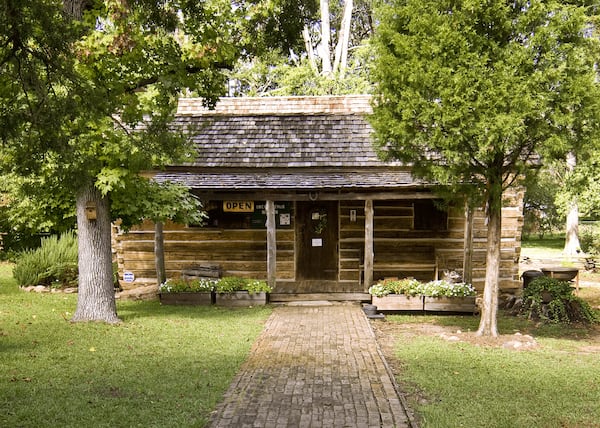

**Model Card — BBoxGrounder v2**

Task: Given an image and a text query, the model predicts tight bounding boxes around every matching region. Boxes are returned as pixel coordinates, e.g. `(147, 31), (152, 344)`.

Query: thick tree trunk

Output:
(563, 152), (581, 255)
(72, 182), (120, 323)
(320, 0), (332, 75)
(476, 187), (502, 337)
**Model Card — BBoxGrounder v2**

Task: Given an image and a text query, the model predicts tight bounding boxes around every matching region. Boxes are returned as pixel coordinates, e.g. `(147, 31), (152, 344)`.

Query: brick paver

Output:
(208, 304), (414, 428)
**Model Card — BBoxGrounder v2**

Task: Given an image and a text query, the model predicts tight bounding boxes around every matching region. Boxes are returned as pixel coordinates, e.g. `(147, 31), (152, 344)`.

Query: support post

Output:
(364, 199), (374, 290)
(463, 203), (474, 285)
(266, 200), (277, 290)
(155, 221), (166, 286)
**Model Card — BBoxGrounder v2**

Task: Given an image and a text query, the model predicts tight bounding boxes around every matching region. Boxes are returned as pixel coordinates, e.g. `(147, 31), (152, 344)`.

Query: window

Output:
(413, 200), (448, 231)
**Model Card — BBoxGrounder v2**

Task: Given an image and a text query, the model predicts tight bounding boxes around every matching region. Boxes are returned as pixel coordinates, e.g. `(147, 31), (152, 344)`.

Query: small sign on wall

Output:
(223, 201), (255, 212)
(123, 272), (135, 283)
(312, 238), (323, 247)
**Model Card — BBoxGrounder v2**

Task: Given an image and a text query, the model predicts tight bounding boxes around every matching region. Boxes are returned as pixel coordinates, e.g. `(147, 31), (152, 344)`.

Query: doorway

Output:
(296, 201), (339, 283)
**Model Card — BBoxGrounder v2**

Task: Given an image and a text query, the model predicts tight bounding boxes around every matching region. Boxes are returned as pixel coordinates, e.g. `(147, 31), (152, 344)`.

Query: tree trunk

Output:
(564, 152), (581, 255)
(333, 0), (353, 76)
(155, 221), (166, 287)
(303, 26), (318, 73)
(476, 185), (502, 337)
(320, 0), (332, 75)
(71, 182), (120, 323)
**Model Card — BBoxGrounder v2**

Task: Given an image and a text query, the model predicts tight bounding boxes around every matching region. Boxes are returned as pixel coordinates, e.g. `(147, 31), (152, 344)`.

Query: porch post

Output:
(364, 199), (374, 290)
(463, 202), (474, 284)
(266, 200), (277, 290)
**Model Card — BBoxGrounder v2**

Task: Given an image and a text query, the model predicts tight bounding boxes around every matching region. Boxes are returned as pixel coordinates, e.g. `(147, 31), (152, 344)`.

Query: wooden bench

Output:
(182, 264), (221, 280)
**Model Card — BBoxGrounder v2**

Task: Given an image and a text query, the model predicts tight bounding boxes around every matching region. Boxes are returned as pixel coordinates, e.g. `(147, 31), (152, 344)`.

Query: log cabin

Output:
(113, 95), (524, 302)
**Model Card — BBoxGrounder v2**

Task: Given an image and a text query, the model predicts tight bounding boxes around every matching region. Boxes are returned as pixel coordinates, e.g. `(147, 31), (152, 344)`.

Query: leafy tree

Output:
(370, 0), (600, 336)
(0, 0), (251, 322)
(229, 0), (375, 96)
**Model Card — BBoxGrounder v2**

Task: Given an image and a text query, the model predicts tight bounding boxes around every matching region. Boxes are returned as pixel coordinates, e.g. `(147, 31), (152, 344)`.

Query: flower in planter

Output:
(417, 280), (476, 297)
(159, 278), (216, 293)
(214, 276), (273, 294)
(368, 278), (421, 297)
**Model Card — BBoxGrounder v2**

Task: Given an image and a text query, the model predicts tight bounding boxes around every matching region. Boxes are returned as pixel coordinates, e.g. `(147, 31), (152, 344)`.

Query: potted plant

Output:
(158, 278), (216, 305)
(214, 276), (272, 307)
(420, 280), (477, 312)
(369, 278), (424, 311)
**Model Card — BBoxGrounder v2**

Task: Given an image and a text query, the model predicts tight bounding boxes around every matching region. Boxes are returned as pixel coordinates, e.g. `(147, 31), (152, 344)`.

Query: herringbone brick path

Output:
(208, 304), (414, 428)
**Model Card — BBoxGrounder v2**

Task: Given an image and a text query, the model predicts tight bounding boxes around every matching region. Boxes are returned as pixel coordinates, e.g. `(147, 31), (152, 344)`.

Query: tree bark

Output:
(564, 152), (581, 255)
(71, 182), (120, 323)
(303, 26), (318, 73)
(476, 185), (502, 337)
(333, 0), (353, 76)
(155, 221), (166, 287)
(320, 0), (332, 75)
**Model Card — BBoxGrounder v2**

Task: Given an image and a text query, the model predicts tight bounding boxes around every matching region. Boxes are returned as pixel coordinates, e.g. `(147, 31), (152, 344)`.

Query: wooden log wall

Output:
(115, 189), (523, 294)
(114, 220), (295, 289)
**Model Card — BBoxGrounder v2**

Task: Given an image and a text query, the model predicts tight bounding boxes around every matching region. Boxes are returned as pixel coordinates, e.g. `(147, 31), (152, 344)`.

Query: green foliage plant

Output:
(12, 232), (78, 288)
(368, 278), (421, 297)
(158, 277), (216, 293)
(215, 276), (272, 294)
(369, 278), (475, 298)
(520, 277), (599, 324)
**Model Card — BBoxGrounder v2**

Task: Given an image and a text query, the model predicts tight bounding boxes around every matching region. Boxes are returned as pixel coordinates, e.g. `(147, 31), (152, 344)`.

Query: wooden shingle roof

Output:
(154, 95), (423, 191)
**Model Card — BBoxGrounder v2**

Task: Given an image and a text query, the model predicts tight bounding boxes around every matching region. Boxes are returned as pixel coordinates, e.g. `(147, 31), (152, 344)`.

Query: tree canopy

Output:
(0, 0), (267, 322)
(370, 0), (600, 336)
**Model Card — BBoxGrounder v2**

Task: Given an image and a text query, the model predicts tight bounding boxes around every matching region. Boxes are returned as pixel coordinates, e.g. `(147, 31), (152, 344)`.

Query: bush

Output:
(580, 223), (600, 256)
(519, 277), (599, 324)
(12, 232), (78, 288)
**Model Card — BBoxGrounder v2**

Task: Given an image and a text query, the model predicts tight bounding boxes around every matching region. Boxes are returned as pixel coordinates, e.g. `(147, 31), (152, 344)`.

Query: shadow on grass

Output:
(386, 311), (600, 341)
(116, 299), (273, 323)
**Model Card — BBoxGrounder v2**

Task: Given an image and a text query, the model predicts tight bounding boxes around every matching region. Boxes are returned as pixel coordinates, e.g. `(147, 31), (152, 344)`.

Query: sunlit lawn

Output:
(0, 263), (271, 427)
(387, 235), (600, 427)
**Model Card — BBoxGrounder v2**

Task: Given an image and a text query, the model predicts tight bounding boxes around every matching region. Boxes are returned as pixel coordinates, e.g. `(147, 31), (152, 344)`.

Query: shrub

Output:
(519, 277), (599, 324)
(580, 223), (600, 256)
(12, 231), (78, 288)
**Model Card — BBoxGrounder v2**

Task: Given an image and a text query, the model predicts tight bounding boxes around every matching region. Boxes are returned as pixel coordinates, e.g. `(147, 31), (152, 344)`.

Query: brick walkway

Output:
(207, 304), (415, 428)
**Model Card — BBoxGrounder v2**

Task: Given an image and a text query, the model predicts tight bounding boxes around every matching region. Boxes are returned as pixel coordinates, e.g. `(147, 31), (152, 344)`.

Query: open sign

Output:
(223, 201), (254, 212)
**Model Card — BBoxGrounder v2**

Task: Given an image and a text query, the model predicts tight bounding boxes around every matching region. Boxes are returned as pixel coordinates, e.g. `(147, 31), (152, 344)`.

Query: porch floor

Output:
(269, 292), (371, 303)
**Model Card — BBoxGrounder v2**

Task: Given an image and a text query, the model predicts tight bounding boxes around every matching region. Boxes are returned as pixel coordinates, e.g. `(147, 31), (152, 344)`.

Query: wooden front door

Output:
(296, 201), (339, 281)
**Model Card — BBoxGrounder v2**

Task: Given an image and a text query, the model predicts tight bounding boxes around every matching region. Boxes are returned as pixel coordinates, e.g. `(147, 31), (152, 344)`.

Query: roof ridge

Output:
(177, 95), (373, 116)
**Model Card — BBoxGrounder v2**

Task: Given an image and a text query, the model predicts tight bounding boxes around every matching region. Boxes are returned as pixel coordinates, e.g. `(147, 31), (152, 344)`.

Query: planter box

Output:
(159, 292), (214, 306)
(215, 291), (268, 307)
(423, 296), (477, 313)
(372, 294), (424, 311)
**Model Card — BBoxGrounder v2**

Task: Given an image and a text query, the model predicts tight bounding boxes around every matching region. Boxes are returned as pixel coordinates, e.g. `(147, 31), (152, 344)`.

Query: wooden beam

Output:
(266, 200), (277, 290)
(463, 202), (474, 284)
(191, 190), (438, 202)
(364, 199), (374, 290)
(154, 221), (166, 287)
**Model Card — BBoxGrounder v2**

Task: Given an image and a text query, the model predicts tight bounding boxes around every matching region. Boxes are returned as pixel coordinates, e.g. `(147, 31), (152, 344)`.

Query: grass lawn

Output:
(0, 263), (271, 427)
(381, 313), (600, 427)
(376, 235), (600, 428)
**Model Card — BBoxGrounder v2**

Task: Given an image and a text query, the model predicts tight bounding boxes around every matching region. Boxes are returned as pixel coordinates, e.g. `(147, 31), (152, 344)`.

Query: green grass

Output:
(521, 235), (565, 259)
(0, 263), (271, 427)
(387, 314), (600, 428)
